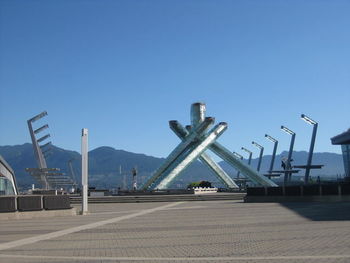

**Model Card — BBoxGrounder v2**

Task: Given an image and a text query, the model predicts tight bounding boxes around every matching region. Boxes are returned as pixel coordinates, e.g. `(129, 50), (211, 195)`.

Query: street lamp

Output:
(241, 147), (253, 165)
(233, 152), (243, 179)
(281, 125), (296, 184)
(301, 114), (318, 184)
(265, 134), (278, 179)
(252, 141), (264, 172)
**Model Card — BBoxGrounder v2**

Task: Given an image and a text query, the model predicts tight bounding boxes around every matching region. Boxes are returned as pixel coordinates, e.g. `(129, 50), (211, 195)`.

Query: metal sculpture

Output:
(143, 103), (277, 190)
(27, 112), (70, 189)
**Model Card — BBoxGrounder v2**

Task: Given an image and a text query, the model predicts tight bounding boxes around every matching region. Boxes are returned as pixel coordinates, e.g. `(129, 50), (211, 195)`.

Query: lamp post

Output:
(281, 126), (296, 184)
(252, 141), (264, 172)
(233, 152), (243, 178)
(241, 147), (252, 165)
(301, 114), (318, 184)
(265, 134), (278, 179)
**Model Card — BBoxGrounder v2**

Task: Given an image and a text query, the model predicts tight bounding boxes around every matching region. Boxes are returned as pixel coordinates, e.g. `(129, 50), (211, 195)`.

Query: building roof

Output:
(0, 155), (14, 175)
(331, 128), (350, 145)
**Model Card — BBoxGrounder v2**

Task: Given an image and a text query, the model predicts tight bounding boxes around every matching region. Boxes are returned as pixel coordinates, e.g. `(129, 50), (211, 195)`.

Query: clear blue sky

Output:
(1, 0), (349, 159)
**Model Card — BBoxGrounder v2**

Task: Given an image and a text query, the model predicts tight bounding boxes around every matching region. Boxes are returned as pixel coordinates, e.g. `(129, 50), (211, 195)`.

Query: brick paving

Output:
(0, 200), (350, 262)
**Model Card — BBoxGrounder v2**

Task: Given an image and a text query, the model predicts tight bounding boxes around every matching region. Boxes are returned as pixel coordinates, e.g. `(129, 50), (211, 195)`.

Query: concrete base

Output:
(244, 195), (350, 203)
(79, 210), (90, 215)
(0, 207), (77, 220)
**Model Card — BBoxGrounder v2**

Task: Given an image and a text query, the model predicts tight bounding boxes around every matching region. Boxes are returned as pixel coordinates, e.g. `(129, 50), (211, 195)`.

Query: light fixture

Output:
(252, 141), (263, 149)
(301, 114), (317, 125)
(265, 134), (277, 143)
(281, 125), (295, 135)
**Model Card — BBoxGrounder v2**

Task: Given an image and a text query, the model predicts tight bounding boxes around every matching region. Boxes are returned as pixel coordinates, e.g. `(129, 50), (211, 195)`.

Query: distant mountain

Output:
(0, 143), (80, 189)
(0, 143), (215, 190)
(0, 144), (345, 191)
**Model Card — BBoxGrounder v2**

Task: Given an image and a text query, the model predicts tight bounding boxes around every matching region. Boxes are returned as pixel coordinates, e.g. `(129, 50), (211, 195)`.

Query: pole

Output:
(257, 148), (264, 172)
(305, 123), (317, 184)
(269, 141), (278, 178)
(81, 128), (88, 215)
(284, 133), (295, 184)
(248, 153), (252, 165)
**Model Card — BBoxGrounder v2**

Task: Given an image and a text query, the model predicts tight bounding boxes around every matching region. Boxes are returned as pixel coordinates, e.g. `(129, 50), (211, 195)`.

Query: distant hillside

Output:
(0, 144), (215, 190)
(0, 144), (345, 191)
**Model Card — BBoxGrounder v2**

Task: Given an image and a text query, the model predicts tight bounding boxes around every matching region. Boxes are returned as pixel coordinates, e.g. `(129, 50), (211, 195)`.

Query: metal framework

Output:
(0, 155), (18, 195)
(169, 121), (238, 189)
(142, 103), (277, 190)
(27, 112), (69, 189)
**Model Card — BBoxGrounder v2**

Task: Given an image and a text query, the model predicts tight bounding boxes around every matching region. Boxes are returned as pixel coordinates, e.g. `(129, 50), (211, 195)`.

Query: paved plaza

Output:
(0, 200), (350, 262)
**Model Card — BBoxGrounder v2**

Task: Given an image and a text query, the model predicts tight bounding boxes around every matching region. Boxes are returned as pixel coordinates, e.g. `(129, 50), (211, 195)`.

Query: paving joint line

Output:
(0, 202), (184, 251)
(1, 253), (350, 261)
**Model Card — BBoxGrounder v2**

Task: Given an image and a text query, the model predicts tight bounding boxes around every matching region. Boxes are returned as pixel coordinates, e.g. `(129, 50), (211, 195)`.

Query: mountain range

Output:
(0, 143), (345, 191)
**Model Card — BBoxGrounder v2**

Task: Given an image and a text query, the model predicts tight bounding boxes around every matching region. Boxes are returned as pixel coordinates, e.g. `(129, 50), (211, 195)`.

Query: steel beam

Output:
(210, 142), (277, 187)
(28, 111), (48, 123)
(154, 122), (228, 189)
(37, 134), (51, 143)
(190, 102), (276, 186)
(169, 121), (238, 188)
(34, 124), (49, 134)
(142, 117), (214, 189)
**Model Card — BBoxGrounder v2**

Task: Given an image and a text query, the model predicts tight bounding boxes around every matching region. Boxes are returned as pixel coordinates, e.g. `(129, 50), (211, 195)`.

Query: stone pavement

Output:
(0, 200), (350, 262)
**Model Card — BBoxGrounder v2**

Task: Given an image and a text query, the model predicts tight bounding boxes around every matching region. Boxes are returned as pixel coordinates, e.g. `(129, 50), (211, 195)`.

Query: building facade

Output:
(0, 155), (18, 195)
(331, 129), (350, 179)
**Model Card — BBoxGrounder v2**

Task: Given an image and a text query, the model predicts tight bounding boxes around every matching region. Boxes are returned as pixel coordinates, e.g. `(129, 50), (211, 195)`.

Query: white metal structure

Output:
(81, 128), (89, 214)
(0, 155), (18, 195)
(143, 103), (277, 190)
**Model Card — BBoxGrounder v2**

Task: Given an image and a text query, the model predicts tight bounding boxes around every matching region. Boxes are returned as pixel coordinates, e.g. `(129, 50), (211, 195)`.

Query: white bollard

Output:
(81, 128), (88, 215)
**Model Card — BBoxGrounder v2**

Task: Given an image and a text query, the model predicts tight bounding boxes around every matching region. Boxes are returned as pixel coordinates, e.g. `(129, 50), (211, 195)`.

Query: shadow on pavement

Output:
(281, 202), (350, 221)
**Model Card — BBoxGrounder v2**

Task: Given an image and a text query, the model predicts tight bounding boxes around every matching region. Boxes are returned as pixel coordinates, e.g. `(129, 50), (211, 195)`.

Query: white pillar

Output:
(81, 128), (88, 215)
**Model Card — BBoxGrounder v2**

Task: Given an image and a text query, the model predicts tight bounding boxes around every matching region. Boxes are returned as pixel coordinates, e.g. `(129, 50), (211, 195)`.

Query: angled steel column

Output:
(169, 121), (238, 188)
(281, 126), (296, 184)
(265, 134), (278, 179)
(27, 112), (48, 169)
(154, 122), (228, 189)
(142, 117), (214, 190)
(189, 103), (238, 188)
(252, 141), (264, 172)
(210, 142), (277, 186)
(191, 102), (275, 186)
(301, 114), (318, 184)
(27, 112), (49, 189)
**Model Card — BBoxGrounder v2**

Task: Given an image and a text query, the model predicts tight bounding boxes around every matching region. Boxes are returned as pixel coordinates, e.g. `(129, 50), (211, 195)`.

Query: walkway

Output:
(1, 200), (350, 262)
